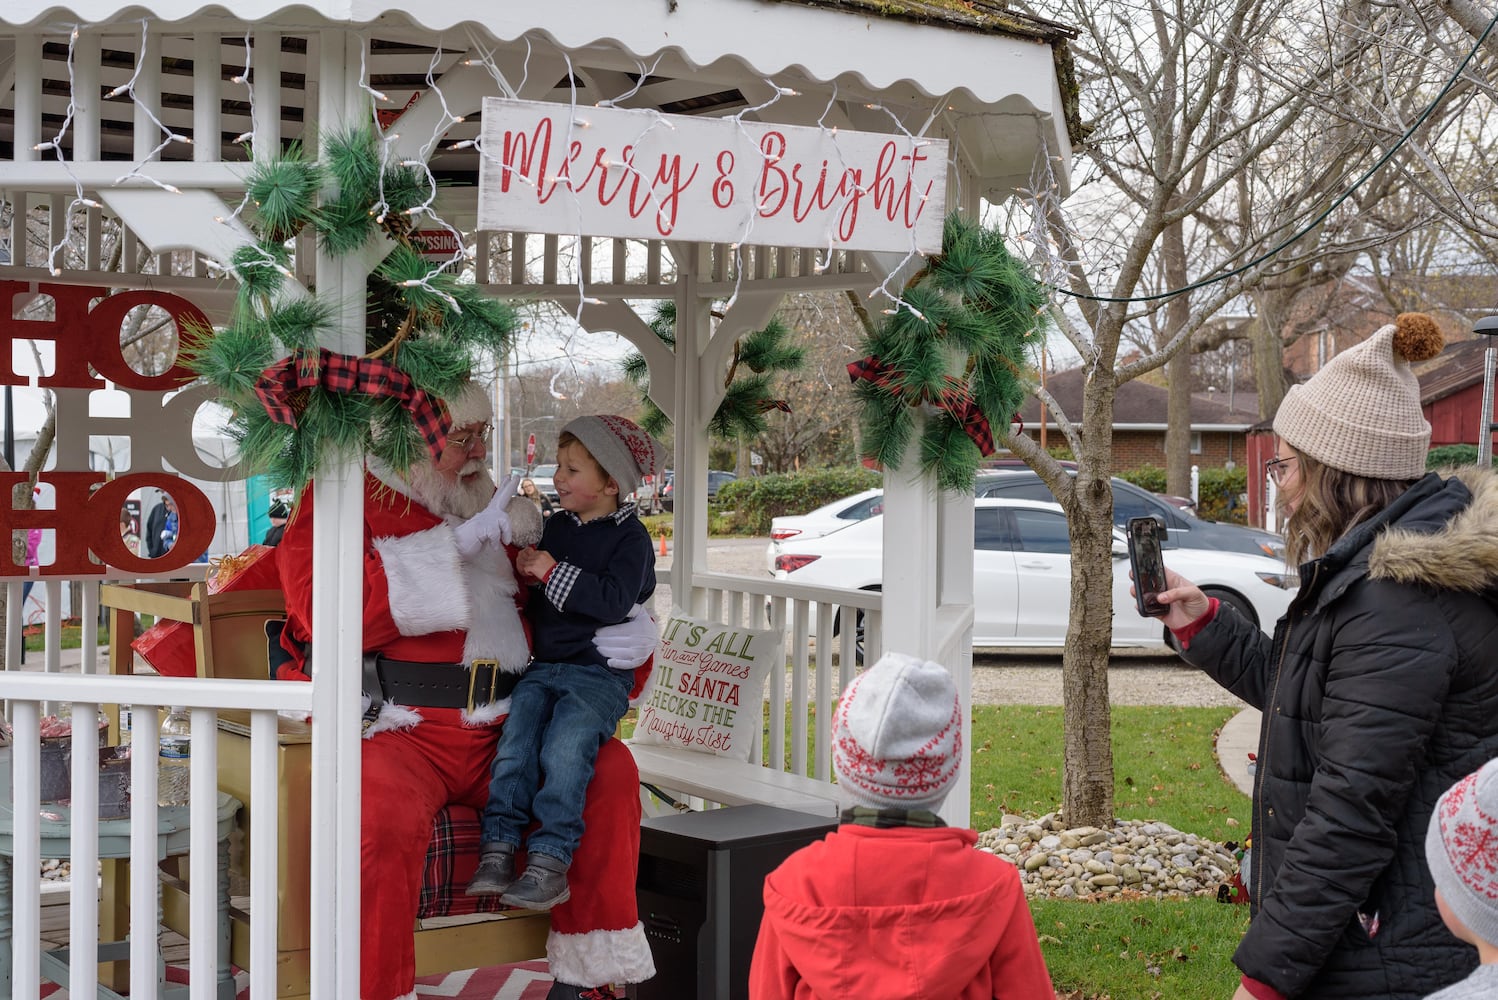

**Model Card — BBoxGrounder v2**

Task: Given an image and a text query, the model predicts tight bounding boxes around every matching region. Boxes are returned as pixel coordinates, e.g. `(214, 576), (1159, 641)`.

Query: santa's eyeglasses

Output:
(446, 422), (492, 452)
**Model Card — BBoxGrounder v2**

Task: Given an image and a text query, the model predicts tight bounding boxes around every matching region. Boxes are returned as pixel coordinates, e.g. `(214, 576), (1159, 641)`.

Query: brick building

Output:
(1014, 366), (1259, 473)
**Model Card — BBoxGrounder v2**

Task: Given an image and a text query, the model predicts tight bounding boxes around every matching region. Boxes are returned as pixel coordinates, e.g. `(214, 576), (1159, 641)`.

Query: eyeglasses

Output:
(1265, 455), (1298, 485)
(446, 421), (492, 453)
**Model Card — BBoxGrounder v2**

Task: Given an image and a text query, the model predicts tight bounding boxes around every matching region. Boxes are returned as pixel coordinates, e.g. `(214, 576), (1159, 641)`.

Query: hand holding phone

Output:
(1127, 516), (1168, 617)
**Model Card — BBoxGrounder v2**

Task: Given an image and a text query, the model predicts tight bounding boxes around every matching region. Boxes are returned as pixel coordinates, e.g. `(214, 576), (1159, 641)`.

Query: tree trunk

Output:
(1060, 373), (1118, 829)
(1163, 220), (1194, 497)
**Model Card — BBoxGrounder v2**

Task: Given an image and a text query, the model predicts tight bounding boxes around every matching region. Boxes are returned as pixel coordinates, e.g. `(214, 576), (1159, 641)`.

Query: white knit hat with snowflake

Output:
(832, 651), (962, 813)
(1427, 757), (1498, 947)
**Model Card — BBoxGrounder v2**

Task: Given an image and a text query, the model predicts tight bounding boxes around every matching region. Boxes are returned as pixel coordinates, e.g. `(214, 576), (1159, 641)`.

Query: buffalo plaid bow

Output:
(847, 355), (997, 456)
(255, 348), (452, 459)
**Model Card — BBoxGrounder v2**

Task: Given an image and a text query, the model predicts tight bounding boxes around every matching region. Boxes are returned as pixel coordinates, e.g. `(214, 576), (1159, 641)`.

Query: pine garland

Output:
(186, 125), (518, 488)
(622, 301), (805, 440)
(851, 214), (1047, 492)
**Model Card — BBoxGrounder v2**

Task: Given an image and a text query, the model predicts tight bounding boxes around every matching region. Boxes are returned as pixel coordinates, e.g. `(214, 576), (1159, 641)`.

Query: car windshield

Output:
(531, 464), (557, 477)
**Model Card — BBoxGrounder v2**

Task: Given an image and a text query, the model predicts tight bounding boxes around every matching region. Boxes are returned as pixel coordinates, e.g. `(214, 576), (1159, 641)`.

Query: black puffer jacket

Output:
(1178, 470), (1498, 999)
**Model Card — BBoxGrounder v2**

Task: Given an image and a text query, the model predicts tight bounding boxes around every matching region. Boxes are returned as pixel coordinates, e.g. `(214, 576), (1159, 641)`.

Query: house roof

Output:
(1416, 338), (1493, 404)
(1, 0), (1079, 200)
(1016, 366), (1261, 430)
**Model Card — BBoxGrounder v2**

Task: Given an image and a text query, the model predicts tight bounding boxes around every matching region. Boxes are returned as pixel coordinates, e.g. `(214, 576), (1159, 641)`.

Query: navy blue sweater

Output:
(528, 503), (655, 669)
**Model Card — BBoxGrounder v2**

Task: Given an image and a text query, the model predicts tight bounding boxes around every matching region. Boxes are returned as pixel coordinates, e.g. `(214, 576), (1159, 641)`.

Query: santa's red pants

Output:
(360, 708), (654, 999)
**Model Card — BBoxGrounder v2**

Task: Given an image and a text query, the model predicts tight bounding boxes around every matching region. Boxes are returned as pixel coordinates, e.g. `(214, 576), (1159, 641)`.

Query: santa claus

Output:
(274, 382), (657, 1000)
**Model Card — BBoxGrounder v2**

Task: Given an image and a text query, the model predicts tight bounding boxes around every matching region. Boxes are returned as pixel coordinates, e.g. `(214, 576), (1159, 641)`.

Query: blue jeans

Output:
(479, 659), (633, 866)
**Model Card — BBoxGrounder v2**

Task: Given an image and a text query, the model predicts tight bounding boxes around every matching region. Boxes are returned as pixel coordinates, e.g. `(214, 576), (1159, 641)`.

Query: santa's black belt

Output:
(368, 656), (519, 712)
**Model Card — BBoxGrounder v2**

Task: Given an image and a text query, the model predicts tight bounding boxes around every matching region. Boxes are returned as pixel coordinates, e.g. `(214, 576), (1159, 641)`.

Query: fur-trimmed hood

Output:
(1369, 467), (1498, 593)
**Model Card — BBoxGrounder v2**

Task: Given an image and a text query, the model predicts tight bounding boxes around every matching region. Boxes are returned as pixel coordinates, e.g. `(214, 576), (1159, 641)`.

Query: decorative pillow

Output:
(629, 611), (782, 762)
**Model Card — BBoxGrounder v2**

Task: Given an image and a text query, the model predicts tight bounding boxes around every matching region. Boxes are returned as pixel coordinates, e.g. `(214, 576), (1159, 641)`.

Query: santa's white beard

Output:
(405, 458), (494, 519)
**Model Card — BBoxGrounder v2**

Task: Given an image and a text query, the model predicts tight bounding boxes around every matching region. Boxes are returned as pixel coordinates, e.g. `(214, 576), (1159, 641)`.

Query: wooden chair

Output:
(100, 582), (550, 1000)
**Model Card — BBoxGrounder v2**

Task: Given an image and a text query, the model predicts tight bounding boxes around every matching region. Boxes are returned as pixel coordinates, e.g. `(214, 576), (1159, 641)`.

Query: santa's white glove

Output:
(593, 604), (659, 670)
(452, 474), (521, 558)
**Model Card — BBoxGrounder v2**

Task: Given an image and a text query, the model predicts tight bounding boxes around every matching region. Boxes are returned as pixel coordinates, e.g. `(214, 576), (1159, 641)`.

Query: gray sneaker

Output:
(499, 852), (571, 910)
(464, 844), (516, 896)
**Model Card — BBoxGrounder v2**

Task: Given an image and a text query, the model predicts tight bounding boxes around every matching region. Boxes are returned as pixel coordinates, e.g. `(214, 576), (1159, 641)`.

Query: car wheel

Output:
(833, 587), (881, 665)
(1201, 587), (1257, 629)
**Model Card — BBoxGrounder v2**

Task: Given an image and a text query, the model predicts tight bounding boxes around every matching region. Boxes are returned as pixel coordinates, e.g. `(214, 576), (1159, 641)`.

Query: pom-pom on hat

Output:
(832, 651), (962, 813)
(1273, 312), (1443, 479)
(560, 415), (666, 498)
(1426, 757), (1498, 947)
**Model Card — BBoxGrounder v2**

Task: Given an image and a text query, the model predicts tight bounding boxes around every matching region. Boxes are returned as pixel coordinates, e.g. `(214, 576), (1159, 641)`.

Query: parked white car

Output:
(763, 488), (885, 572)
(770, 498), (1298, 649)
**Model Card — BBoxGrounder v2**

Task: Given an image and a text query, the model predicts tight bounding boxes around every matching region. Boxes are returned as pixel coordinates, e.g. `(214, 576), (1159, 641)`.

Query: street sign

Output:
(409, 229), (464, 259)
(750, 451), (763, 467)
(526, 433), (536, 464)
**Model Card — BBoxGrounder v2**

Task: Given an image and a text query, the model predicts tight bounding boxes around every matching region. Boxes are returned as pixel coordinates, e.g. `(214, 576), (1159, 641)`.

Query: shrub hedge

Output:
(716, 466), (882, 534)
(1426, 444), (1496, 468)
(1116, 465), (1250, 525)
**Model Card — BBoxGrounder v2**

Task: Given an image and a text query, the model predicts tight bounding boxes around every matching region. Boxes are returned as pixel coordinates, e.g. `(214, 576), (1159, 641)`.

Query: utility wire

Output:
(1054, 11), (1498, 306)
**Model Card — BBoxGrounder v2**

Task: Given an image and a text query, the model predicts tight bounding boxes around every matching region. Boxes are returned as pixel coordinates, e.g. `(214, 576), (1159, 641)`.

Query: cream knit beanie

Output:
(832, 652), (962, 813)
(1272, 313), (1443, 479)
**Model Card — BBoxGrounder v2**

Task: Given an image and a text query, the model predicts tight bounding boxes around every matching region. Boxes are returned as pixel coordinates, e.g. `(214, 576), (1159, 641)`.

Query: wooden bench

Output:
(627, 742), (840, 818)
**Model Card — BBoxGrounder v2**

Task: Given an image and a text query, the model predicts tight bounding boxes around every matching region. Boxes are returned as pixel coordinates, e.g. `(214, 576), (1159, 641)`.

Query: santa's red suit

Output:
(275, 468), (656, 1000)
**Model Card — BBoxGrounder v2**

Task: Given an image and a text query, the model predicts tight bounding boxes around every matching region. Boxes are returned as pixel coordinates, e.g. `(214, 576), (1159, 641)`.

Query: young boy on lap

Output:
(466, 415), (664, 909)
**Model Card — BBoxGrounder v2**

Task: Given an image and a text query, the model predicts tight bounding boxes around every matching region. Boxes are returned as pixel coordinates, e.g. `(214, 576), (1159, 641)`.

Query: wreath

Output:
(849, 213), (1047, 491)
(187, 124), (518, 488)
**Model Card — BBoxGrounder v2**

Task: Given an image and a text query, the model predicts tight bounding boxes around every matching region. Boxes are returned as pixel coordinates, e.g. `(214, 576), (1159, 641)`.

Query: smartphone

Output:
(1126, 516), (1168, 617)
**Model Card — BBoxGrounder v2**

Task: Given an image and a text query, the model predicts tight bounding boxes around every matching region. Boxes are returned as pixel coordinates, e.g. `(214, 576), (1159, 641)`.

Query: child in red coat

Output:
(749, 652), (1055, 1000)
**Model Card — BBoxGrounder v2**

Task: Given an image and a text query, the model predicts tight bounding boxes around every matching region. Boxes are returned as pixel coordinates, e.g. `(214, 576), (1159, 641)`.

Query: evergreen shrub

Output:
(717, 466), (882, 534)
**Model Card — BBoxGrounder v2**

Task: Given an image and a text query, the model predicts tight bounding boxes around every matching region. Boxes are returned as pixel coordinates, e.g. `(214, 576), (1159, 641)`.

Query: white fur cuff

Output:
(360, 693), (423, 739)
(547, 922), (656, 988)
(372, 525), (472, 636)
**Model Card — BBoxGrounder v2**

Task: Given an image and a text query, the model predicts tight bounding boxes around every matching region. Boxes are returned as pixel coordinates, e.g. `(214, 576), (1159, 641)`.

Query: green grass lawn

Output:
(971, 705), (1250, 843)
(974, 705), (1251, 1000)
(1034, 895), (1250, 1000)
(22, 621), (110, 652)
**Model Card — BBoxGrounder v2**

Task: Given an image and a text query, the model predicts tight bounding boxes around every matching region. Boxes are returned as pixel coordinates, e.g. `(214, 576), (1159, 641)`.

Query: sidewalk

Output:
(1216, 706), (1260, 797)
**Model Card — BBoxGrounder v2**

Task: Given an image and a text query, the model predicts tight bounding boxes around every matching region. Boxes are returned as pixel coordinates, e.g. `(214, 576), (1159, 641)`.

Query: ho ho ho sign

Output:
(477, 97), (949, 255)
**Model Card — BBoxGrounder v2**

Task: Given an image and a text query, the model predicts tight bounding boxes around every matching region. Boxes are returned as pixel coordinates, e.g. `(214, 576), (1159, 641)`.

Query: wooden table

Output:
(0, 750), (240, 1000)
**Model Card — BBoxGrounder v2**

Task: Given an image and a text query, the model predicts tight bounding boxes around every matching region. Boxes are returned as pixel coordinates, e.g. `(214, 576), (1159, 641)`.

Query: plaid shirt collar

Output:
(840, 806), (947, 829)
(557, 501), (637, 527)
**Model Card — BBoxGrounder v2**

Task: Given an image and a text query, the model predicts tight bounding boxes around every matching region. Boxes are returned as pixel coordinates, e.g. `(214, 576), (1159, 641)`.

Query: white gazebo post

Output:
(306, 29), (373, 998)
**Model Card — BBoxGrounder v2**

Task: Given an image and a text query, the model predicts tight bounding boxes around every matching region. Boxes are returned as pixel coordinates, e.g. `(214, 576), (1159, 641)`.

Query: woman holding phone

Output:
(1152, 313), (1498, 1000)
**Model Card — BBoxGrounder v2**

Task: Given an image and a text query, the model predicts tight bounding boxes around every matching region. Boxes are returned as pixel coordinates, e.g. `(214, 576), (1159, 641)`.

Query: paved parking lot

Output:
(651, 535), (1246, 709)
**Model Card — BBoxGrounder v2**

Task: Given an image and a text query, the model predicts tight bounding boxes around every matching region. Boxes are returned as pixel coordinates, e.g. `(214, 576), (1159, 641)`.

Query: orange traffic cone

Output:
(658, 533), (669, 557)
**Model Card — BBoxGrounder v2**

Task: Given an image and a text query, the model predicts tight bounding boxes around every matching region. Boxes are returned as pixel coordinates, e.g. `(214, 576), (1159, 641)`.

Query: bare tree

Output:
(1003, 0), (1490, 825)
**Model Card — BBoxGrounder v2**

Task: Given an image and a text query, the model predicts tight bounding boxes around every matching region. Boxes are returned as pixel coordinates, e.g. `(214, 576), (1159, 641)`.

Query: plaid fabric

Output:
(418, 804), (517, 918)
(555, 503), (636, 527)
(255, 348), (453, 460)
(546, 560), (582, 609)
(840, 805), (948, 829)
(846, 354), (997, 456)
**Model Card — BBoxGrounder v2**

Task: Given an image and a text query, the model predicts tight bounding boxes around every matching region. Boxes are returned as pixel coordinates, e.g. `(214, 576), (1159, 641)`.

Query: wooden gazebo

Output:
(0, 2), (1076, 995)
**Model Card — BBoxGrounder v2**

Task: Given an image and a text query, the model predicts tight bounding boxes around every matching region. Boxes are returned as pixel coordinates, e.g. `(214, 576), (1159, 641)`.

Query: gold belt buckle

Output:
(467, 659), (500, 713)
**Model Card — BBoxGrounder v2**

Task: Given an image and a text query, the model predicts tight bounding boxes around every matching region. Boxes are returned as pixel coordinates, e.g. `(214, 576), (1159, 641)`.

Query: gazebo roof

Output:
(1, 0), (1078, 200)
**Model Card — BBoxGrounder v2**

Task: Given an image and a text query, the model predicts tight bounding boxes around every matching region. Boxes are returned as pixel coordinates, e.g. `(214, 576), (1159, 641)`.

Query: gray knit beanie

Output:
(832, 652), (962, 813)
(1272, 313), (1443, 479)
(560, 415), (666, 498)
(1426, 757), (1498, 947)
